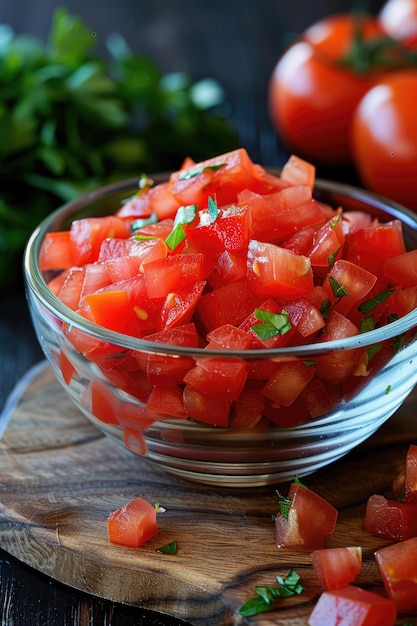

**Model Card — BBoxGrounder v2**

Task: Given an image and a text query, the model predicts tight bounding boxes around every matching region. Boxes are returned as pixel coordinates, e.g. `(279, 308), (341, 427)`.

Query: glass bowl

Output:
(24, 174), (417, 487)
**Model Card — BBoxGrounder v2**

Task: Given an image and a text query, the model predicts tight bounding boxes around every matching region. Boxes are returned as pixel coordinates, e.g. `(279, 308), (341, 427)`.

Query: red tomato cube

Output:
(363, 493), (417, 541)
(107, 497), (159, 547)
(307, 586), (397, 626)
(376, 537), (417, 612)
(311, 546), (362, 591)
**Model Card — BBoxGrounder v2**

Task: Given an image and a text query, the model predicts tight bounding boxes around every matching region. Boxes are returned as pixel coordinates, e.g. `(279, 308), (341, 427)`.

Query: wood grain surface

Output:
(0, 363), (416, 625)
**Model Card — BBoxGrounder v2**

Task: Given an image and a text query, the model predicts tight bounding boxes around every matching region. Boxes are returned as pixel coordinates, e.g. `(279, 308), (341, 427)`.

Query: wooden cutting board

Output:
(1, 363), (416, 625)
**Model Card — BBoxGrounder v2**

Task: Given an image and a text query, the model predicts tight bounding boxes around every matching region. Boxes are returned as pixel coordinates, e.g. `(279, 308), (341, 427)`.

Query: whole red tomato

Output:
(350, 70), (417, 210)
(268, 14), (385, 165)
(379, 0), (417, 47)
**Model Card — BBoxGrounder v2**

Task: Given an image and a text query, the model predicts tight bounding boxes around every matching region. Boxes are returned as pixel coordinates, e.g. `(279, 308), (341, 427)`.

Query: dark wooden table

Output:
(1, 1), (390, 623)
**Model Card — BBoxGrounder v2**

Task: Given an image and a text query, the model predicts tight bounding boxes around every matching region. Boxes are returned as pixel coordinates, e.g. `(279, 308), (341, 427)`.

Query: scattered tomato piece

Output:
(107, 497), (159, 547)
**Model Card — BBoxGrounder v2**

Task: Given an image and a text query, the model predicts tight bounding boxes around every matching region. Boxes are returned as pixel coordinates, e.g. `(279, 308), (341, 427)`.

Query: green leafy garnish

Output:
(330, 213), (342, 229)
(328, 276), (349, 299)
(207, 196), (220, 222)
(276, 491), (292, 520)
(385, 385), (392, 394)
(178, 163), (225, 180)
(360, 315), (375, 334)
(154, 502), (166, 513)
(320, 298), (333, 320)
(156, 541), (177, 555)
(131, 213), (158, 232)
(328, 247), (341, 267)
(251, 308), (292, 340)
(237, 570), (303, 617)
(165, 204), (198, 250)
(358, 289), (395, 313)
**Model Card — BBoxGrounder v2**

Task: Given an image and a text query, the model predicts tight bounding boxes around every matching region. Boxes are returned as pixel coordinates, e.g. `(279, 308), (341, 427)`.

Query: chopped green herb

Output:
(366, 343), (382, 361)
(293, 476), (307, 488)
(251, 308), (292, 340)
(328, 247), (341, 267)
(138, 173), (153, 191)
(276, 490), (292, 520)
(360, 315), (375, 333)
(388, 313), (399, 324)
(330, 213), (342, 228)
(207, 196), (220, 222)
(154, 502), (166, 513)
(303, 360), (318, 367)
(320, 298), (333, 320)
(328, 276), (349, 299)
(165, 224), (186, 250)
(385, 385), (392, 394)
(134, 234), (159, 241)
(156, 540), (177, 555)
(392, 333), (405, 352)
(237, 570), (304, 617)
(358, 289), (395, 313)
(178, 163), (226, 180)
(165, 204), (197, 250)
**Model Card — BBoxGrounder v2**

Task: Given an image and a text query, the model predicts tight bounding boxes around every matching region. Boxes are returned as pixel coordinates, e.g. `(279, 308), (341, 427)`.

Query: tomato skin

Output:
(363, 493), (417, 541)
(350, 70), (417, 210)
(307, 585), (397, 626)
(311, 546), (362, 591)
(269, 39), (373, 165)
(275, 482), (338, 549)
(379, 0), (417, 47)
(376, 536), (417, 611)
(107, 497), (159, 547)
(404, 444), (417, 502)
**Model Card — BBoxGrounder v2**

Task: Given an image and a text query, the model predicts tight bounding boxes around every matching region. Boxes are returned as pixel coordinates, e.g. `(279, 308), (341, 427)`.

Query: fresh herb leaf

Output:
(276, 490), (292, 520)
(165, 203), (197, 250)
(156, 540), (177, 554)
(154, 502), (166, 513)
(165, 225), (186, 250)
(330, 213), (341, 228)
(131, 213), (158, 232)
(385, 385), (392, 394)
(366, 343), (382, 361)
(207, 196), (220, 222)
(237, 570), (304, 617)
(360, 315), (375, 333)
(251, 308), (292, 340)
(328, 276), (348, 299)
(328, 246), (341, 267)
(358, 289), (395, 313)
(320, 298), (333, 320)
(178, 163), (225, 180)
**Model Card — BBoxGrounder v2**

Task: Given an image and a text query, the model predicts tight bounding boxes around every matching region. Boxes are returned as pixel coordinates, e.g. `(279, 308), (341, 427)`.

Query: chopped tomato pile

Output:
(40, 148), (417, 437)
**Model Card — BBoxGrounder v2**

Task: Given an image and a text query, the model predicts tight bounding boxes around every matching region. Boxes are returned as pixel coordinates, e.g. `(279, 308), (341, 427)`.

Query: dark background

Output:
(1, 1), (385, 624)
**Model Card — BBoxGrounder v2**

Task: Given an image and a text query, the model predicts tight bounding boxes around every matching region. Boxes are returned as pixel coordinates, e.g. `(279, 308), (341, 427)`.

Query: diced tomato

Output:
(344, 219), (406, 279)
(247, 240), (314, 300)
(322, 260), (377, 316)
(142, 323), (199, 385)
(70, 215), (130, 266)
(59, 347), (76, 385)
(384, 249), (417, 288)
(240, 185), (324, 243)
(228, 381), (265, 429)
(208, 250), (247, 289)
(146, 384), (187, 419)
(275, 480), (338, 549)
(195, 278), (261, 334)
(280, 154), (316, 189)
(143, 253), (205, 299)
(39, 230), (74, 271)
(309, 212), (345, 275)
(133, 217), (174, 240)
(83, 290), (142, 337)
(299, 377), (335, 419)
(183, 324), (252, 400)
(314, 311), (362, 384)
(182, 384), (232, 426)
(56, 266), (86, 310)
(85, 378), (121, 426)
(115, 191), (151, 219)
(147, 181), (180, 220)
(363, 493), (417, 541)
(307, 586), (397, 626)
(376, 537), (417, 612)
(262, 359), (316, 406)
(79, 262), (112, 301)
(107, 497), (159, 547)
(311, 546), (362, 591)
(123, 426), (148, 456)
(158, 280), (206, 330)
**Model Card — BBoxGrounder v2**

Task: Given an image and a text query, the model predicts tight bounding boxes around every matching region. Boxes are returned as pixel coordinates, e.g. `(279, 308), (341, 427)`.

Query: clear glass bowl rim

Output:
(24, 175), (417, 359)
